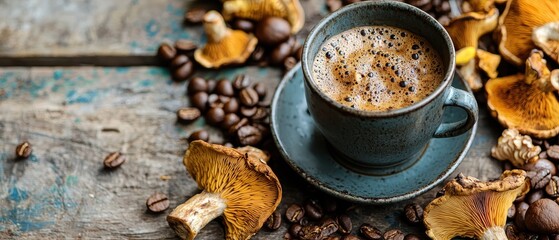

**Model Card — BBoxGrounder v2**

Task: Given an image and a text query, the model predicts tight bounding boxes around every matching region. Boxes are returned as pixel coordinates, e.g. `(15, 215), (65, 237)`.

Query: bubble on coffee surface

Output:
(312, 26), (444, 111)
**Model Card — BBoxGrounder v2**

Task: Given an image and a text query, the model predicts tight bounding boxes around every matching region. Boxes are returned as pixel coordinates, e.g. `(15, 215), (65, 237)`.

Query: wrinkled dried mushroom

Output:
(424, 170), (530, 240)
(167, 140), (282, 240)
(533, 21), (559, 64)
(486, 50), (559, 139)
(222, 0), (305, 33)
(491, 129), (541, 168)
(194, 11), (258, 68)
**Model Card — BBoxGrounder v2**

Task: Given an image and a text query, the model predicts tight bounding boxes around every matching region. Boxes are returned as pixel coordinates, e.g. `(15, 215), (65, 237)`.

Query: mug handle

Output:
(433, 87), (478, 138)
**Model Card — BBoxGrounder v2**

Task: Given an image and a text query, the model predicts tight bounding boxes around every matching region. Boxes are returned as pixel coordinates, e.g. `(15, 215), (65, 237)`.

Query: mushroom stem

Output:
(167, 192), (227, 240)
(481, 226), (507, 240)
(203, 11), (230, 43)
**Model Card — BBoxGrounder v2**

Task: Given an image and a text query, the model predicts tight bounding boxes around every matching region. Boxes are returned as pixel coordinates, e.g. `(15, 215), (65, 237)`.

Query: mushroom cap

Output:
(497, 0), (559, 66)
(424, 170), (530, 240)
(445, 8), (499, 52)
(194, 11), (258, 68)
(486, 50), (559, 138)
(222, 0), (305, 34)
(184, 140), (282, 239)
(533, 21), (559, 64)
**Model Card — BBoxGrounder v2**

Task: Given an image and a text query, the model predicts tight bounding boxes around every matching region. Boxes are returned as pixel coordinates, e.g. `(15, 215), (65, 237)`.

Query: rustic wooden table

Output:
(0, 0), (503, 239)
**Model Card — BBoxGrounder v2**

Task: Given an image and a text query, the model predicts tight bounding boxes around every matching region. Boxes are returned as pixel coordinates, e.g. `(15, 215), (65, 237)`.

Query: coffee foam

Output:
(312, 26), (444, 111)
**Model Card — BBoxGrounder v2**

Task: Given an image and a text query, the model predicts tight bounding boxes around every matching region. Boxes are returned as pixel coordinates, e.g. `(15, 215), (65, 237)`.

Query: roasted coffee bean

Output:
(207, 79), (216, 93)
(342, 235), (362, 240)
(552, 234), (559, 240)
(299, 225), (323, 240)
(320, 218), (339, 237)
(284, 231), (294, 240)
(299, 217), (310, 226)
(326, 0), (342, 12)
(208, 94), (231, 109)
(223, 98), (239, 113)
(304, 199), (324, 220)
(188, 77), (209, 94)
(177, 107), (201, 123)
(15, 141), (32, 159)
(515, 201), (530, 230)
(188, 130), (209, 143)
(146, 192), (169, 213)
(216, 79), (235, 97)
(157, 43), (177, 61)
(172, 60), (194, 81)
(505, 224), (520, 240)
(190, 91), (208, 111)
(523, 159), (557, 175)
(528, 169), (552, 189)
(253, 82), (267, 99)
(231, 19), (255, 32)
(252, 123), (270, 137)
(270, 38), (295, 65)
(240, 106), (257, 118)
(540, 151), (549, 160)
(286, 203), (305, 223)
(337, 214), (352, 234)
(359, 223), (383, 240)
(103, 152), (126, 168)
(289, 223), (303, 236)
(266, 210), (282, 231)
(325, 236), (342, 240)
(250, 46), (266, 63)
(404, 234), (421, 240)
(233, 74), (252, 91)
(508, 204), (516, 219)
(544, 140), (552, 150)
(284, 56), (298, 71)
(547, 176), (559, 198)
(525, 199), (559, 234)
(526, 190), (545, 204)
(206, 107), (225, 125)
(251, 107), (269, 121)
(255, 17), (291, 46)
(228, 118), (249, 135)
(548, 145), (559, 161)
(171, 55), (190, 68)
(184, 7), (206, 24)
(174, 39), (197, 54)
(384, 229), (405, 240)
(404, 203), (423, 224)
(239, 88), (259, 107)
(222, 113), (241, 130)
(237, 125), (263, 145)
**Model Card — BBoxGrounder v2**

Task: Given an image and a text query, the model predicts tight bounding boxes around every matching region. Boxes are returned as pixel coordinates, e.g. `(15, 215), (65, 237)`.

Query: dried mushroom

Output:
(486, 50), (559, 139)
(476, 49), (501, 79)
(497, 0), (559, 66)
(445, 8), (499, 65)
(194, 11), (258, 68)
(167, 140), (282, 240)
(222, 0), (305, 33)
(424, 170), (530, 240)
(458, 49), (501, 91)
(236, 145), (270, 163)
(491, 129), (541, 168)
(533, 21), (559, 64)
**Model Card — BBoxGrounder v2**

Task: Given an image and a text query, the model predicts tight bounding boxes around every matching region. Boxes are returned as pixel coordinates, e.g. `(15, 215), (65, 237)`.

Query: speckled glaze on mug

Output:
(302, 0), (478, 175)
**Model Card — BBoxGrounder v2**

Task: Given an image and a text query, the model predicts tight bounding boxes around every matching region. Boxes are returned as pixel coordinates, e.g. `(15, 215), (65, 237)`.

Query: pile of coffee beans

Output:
(269, 197), (423, 239)
(184, 74), (271, 147)
(157, 40), (197, 81)
(503, 137), (559, 238)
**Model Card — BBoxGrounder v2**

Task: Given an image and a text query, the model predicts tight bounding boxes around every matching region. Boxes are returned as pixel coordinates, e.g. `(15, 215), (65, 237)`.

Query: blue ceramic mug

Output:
(302, 0), (478, 175)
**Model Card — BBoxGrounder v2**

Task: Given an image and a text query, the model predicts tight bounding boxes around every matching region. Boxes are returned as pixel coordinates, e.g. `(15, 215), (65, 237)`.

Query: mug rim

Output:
(301, 0), (456, 118)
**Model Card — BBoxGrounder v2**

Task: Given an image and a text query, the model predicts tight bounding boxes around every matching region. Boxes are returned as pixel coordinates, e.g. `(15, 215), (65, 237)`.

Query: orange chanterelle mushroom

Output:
(424, 170), (530, 240)
(167, 140), (282, 240)
(222, 0), (305, 34)
(486, 50), (559, 139)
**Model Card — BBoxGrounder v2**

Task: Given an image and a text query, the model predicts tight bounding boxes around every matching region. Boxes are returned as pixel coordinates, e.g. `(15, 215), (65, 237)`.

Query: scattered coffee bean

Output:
(222, 113), (241, 130)
(505, 224), (520, 240)
(231, 19), (255, 32)
(508, 204), (516, 219)
(548, 145), (559, 161)
(384, 229), (405, 240)
(103, 152), (126, 168)
(216, 79), (235, 97)
(252, 123), (270, 137)
(526, 190), (545, 204)
(289, 223), (303, 236)
(146, 192), (169, 213)
(403, 234), (421, 240)
(172, 59), (194, 81)
(206, 107), (225, 125)
(239, 88), (259, 107)
(190, 91), (208, 112)
(528, 169), (552, 189)
(359, 223), (383, 240)
(253, 82), (267, 99)
(15, 141), (32, 159)
(404, 203), (423, 224)
(188, 77), (209, 94)
(207, 94), (227, 109)
(184, 7), (206, 24)
(515, 201), (530, 230)
(320, 218), (339, 237)
(255, 17), (291, 46)
(177, 107), (201, 123)
(304, 199), (324, 220)
(228, 118), (250, 135)
(286, 203), (306, 223)
(337, 214), (352, 234)
(299, 225), (323, 240)
(233, 75), (252, 91)
(270, 39), (295, 65)
(174, 39), (197, 54)
(266, 210), (282, 231)
(525, 198), (559, 234)
(240, 106), (258, 118)
(523, 159), (557, 175)
(223, 98), (239, 113)
(237, 125), (263, 146)
(171, 55), (189, 68)
(342, 235), (362, 240)
(284, 56), (298, 71)
(188, 130), (209, 143)
(547, 176), (559, 198)
(251, 107), (269, 122)
(299, 217), (310, 226)
(157, 43), (177, 61)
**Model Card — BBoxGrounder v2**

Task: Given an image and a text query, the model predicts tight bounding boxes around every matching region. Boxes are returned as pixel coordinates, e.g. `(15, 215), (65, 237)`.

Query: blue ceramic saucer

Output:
(270, 64), (477, 204)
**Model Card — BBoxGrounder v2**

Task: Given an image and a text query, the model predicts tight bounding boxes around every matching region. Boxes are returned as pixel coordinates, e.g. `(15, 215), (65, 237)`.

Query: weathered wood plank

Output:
(0, 66), (503, 239)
